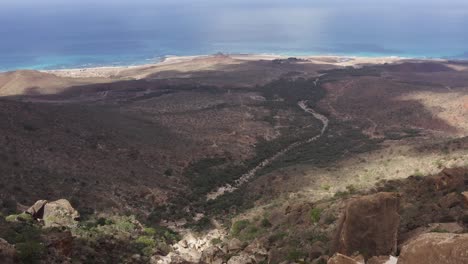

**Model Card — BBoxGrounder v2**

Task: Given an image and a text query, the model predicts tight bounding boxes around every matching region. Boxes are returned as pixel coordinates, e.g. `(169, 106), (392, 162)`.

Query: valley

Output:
(0, 55), (467, 264)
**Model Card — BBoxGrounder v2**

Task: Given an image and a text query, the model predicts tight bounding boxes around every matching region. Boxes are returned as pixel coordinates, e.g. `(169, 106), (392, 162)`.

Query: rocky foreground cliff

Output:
(1, 167), (468, 264)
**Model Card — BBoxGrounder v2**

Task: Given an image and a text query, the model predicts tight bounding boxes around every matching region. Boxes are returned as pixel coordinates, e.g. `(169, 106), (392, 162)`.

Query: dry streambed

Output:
(206, 98), (329, 200)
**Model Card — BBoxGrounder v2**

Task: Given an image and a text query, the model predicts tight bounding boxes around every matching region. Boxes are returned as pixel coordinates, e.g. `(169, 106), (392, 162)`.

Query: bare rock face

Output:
(0, 238), (19, 264)
(397, 233), (468, 264)
(327, 253), (363, 264)
(429, 168), (466, 193)
(332, 192), (400, 258)
(461, 191), (468, 207)
(26, 200), (48, 219)
(26, 199), (79, 228)
(200, 246), (224, 264)
(227, 238), (243, 253)
(42, 231), (73, 263)
(367, 256), (398, 264)
(42, 199), (80, 228)
(227, 253), (255, 264)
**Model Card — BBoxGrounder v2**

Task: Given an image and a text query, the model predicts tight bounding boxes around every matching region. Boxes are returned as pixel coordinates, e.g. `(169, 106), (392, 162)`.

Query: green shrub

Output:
(413, 169), (424, 177)
(268, 232), (287, 244)
(5, 214), (17, 222)
(431, 228), (449, 233)
(3, 224), (42, 245)
(135, 235), (156, 248)
(143, 227), (157, 236)
(310, 208), (322, 223)
(306, 230), (329, 243)
(260, 218), (272, 228)
(188, 216), (213, 232)
(346, 184), (357, 194)
(321, 185), (331, 191)
(334, 191), (349, 198)
(16, 241), (45, 264)
(164, 169), (173, 176)
(114, 216), (136, 232)
(5, 213), (33, 223)
(324, 215), (337, 225)
(231, 220), (250, 236)
(287, 249), (306, 262)
(211, 238), (222, 245)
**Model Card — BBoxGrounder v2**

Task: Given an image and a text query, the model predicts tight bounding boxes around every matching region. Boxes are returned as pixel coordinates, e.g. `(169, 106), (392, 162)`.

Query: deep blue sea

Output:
(2, 0), (468, 71)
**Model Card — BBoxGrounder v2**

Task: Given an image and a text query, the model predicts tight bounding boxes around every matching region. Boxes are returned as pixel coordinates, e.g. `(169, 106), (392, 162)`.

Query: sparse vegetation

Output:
(310, 208), (323, 224)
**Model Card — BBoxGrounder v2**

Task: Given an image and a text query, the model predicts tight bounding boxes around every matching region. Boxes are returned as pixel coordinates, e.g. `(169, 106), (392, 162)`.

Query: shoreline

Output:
(38, 53), (412, 79)
(1, 53), (457, 79)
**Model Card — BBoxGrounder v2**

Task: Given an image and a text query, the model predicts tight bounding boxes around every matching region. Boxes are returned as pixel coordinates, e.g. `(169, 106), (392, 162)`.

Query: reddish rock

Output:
(309, 241), (326, 260)
(0, 238), (19, 264)
(429, 168), (466, 192)
(332, 192), (400, 258)
(367, 256), (394, 264)
(327, 253), (363, 264)
(461, 192), (468, 207)
(439, 192), (461, 208)
(398, 233), (468, 264)
(43, 231), (73, 258)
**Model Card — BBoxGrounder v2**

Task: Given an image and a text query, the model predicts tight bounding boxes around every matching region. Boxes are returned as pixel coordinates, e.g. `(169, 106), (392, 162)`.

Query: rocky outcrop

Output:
(327, 253), (364, 264)
(428, 167), (466, 193)
(26, 199), (79, 228)
(42, 231), (73, 263)
(26, 200), (48, 219)
(227, 238), (243, 253)
(461, 191), (468, 207)
(367, 256), (397, 264)
(227, 253), (255, 264)
(332, 192), (400, 258)
(397, 233), (468, 264)
(0, 238), (18, 264)
(43, 199), (80, 228)
(200, 246), (224, 264)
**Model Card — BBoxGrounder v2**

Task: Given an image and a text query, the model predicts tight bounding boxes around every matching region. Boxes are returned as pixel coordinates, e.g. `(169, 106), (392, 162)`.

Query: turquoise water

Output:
(2, 0), (468, 71)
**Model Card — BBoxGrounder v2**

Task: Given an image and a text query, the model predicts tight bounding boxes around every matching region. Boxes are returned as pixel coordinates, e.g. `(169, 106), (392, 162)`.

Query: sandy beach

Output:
(42, 54), (409, 79)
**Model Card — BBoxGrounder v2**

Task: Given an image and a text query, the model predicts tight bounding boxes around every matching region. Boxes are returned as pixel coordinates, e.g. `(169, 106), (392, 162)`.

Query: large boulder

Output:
(42, 199), (80, 228)
(42, 231), (73, 263)
(332, 192), (400, 258)
(227, 253), (255, 264)
(227, 238), (243, 253)
(43, 231), (73, 257)
(25, 199), (79, 228)
(327, 253), (363, 264)
(428, 168), (466, 193)
(200, 246), (224, 264)
(0, 238), (19, 264)
(26, 200), (48, 219)
(367, 256), (397, 264)
(397, 233), (468, 264)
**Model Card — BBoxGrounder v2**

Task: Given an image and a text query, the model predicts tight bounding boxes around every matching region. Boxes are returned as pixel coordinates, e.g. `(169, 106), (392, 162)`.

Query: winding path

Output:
(206, 78), (329, 200)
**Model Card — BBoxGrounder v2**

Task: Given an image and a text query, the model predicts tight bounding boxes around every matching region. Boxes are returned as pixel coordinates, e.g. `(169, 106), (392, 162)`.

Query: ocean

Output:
(2, 0), (468, 71)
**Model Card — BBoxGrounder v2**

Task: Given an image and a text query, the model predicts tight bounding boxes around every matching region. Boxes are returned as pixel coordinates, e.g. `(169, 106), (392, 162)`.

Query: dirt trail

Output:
(206, 78), (329, 200)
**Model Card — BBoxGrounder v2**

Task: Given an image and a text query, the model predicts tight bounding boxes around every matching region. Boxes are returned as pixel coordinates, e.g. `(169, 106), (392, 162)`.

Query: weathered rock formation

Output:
(327, 253), (364, 264)
(0, 238), (18, 264)
(397, 233), (468, 264)
(25, 199), (79, 228)
(332, 192), (400, 258)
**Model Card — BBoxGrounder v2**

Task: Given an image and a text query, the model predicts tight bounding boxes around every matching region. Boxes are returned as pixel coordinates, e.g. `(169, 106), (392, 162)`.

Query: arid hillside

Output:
(0, 56), (467, 264)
